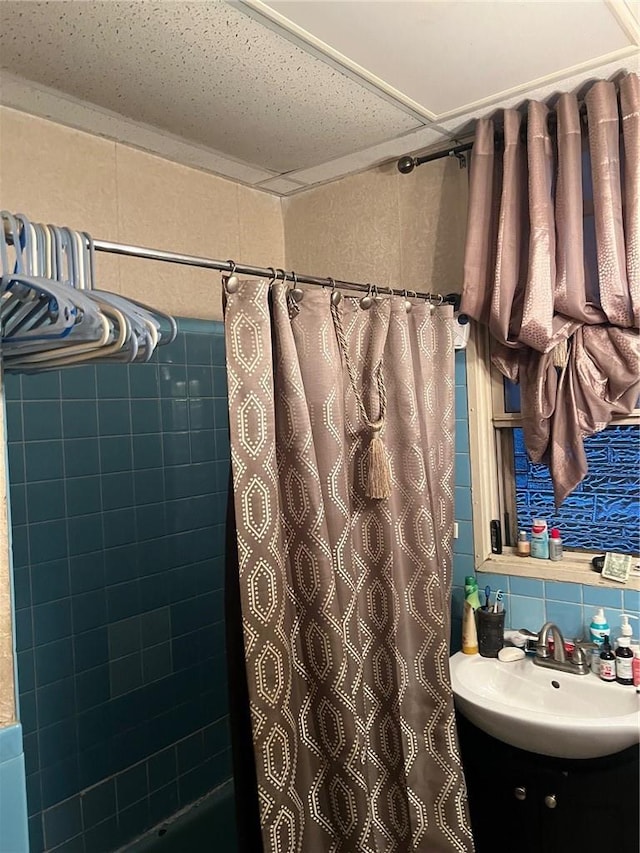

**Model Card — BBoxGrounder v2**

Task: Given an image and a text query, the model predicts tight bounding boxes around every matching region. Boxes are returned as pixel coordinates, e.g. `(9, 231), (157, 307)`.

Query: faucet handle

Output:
(571, 646), (588, 665)
(536, 638), (552, 659)
(573, 640), (597, 651)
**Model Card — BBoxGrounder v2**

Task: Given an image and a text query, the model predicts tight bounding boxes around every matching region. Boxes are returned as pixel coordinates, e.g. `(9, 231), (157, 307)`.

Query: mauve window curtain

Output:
(224, 280), (474, 852)
(461, 71), (640, 505)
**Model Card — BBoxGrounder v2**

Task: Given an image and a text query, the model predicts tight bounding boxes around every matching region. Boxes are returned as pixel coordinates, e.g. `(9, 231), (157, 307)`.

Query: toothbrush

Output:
(484, 585), (491, 610)
(494, 589), (504, 613)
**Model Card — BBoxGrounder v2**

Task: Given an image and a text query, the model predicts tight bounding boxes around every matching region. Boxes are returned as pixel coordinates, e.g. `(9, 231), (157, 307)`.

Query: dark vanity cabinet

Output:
(456, 713), (640, 853)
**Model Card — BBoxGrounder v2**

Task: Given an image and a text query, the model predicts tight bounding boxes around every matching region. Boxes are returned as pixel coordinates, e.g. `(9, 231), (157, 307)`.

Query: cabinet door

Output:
(456, 713), (639, 853)
(456, 714), (541, 853)
(554, 749), (640, 853)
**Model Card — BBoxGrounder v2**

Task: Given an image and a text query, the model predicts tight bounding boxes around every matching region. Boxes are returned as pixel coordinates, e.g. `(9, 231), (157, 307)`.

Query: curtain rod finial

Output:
(397, 156), (416, 174)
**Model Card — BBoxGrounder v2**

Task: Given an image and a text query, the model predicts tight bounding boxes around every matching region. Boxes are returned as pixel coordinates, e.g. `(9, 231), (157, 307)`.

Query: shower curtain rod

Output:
(2, 220), (445, 302)
(93, 239), (445, 302)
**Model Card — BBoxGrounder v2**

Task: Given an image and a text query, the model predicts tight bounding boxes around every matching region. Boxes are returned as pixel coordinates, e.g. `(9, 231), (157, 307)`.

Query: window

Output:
(466, 323), (640, 582)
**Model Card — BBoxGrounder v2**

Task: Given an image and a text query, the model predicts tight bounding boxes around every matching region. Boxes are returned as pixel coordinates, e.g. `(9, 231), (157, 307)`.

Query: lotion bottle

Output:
(613, 613), (638, 649)
(462, 576), (480, 655)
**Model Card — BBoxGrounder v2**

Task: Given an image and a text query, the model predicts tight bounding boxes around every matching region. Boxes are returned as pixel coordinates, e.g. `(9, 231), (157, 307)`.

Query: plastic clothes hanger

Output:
(1, 214), (176, 369)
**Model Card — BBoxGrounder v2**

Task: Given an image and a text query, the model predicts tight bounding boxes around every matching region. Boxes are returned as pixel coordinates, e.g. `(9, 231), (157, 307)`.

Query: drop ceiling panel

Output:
(260, 0), (635, 117)
(434, 54), (640, 136)
(626, 0), (640, 24)
(0, 0), (422, 174)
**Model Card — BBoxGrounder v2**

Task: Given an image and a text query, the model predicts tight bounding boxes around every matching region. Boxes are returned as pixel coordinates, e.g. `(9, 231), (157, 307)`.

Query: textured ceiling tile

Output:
(0, 0), (421, 173)
(0, 70), (278, 185)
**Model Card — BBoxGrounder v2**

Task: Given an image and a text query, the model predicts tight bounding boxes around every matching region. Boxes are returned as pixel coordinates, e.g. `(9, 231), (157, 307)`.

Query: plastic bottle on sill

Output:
(516, 530), (530, 557)
(548, 528), (563, 561)
(530, 519), (549, 559)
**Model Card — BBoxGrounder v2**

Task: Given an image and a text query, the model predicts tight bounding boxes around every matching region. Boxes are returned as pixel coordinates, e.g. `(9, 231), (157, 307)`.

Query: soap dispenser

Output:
(614, 614), (638, 649)
(589, 608), (610, 647)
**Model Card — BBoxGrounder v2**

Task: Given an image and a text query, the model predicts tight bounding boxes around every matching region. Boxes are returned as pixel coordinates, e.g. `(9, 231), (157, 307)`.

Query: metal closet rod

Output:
(1, 217), (444, 302)
(93, 239), (444, 301)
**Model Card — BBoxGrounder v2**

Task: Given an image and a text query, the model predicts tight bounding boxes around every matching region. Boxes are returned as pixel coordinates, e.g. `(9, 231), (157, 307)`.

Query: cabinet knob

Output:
(513, 787), (527, 801)
(544, 794), (558, 809)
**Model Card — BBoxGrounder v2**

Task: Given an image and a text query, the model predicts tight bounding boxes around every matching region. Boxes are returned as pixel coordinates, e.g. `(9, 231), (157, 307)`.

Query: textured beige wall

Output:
(0, 108), (467, 720)
(283, 157), (468, 296)
(0, 107), (285, 321)
(0, 106), (285, 719)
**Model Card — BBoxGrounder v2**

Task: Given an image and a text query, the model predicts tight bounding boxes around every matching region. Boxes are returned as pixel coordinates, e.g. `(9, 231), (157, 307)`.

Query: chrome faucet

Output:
(533, 622), (592, 676)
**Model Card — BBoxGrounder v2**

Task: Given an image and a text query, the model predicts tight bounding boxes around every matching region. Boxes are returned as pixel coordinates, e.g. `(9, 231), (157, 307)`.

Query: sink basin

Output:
(450, 651), (640, 759)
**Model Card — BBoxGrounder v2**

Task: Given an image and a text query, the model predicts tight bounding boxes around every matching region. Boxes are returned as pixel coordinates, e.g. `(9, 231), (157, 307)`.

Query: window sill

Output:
(478, 550), (640, 591)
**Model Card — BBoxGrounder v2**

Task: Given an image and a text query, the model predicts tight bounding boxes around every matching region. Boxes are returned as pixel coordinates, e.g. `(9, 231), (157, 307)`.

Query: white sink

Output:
(450, 651), (640, 759)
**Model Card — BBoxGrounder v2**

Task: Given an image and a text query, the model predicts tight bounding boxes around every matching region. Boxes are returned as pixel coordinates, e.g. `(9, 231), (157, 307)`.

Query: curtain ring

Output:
(328, 276), (342, 306)
(224, 260), (239, 293)
(289, 270), (304, 303)
(267, 266), (277, 285)
(402, 288), (412, 314)
(360, 283), (373, 310)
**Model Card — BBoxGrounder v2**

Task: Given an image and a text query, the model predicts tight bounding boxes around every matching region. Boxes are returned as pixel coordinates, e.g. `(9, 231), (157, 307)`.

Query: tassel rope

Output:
(366, 427), (392, 499)
(330, 299), (392, 499)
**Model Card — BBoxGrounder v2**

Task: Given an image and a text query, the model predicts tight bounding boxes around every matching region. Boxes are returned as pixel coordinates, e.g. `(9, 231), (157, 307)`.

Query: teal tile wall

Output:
(0, 724), (29, 853)
(6, 319), (235, 853)
(451, 351), (640, 651)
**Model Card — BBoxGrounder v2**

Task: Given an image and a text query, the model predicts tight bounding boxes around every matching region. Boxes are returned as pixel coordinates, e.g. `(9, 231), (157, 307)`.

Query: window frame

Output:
(465, 322), (640, 590)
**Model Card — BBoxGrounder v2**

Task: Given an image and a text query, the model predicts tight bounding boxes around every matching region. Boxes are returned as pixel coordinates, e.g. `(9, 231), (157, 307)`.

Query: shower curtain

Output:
(224, 279), (473, 853)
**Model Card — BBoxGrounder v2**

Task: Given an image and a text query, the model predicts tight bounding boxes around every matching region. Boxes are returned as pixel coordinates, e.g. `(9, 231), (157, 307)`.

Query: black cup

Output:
(477, 608), (505, 658)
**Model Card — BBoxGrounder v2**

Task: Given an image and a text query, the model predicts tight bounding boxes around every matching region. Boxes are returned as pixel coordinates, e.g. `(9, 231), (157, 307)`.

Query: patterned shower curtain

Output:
(224, 279), (473, 853)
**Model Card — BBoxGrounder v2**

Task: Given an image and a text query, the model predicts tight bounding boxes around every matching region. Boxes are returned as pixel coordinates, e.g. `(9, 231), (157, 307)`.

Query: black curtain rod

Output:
(398, 102), (595, 175)
(397, 142), (473, 175)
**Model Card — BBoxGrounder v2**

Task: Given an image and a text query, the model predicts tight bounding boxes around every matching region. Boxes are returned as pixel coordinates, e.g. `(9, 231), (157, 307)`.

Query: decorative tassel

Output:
(366, 430), (391, 499)
(551, 338), (568, 369)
